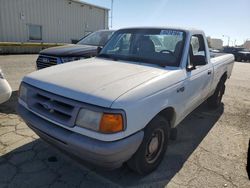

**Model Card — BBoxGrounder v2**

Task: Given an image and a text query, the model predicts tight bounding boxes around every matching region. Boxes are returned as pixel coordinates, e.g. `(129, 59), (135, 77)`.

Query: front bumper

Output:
(17, 104), (144, 169)
(0, 79), (12, 104)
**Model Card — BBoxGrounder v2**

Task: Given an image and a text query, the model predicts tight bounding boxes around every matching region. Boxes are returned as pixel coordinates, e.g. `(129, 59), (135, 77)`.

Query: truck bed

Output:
(210, 52), (228, 58)
(209, 53), (234, 97)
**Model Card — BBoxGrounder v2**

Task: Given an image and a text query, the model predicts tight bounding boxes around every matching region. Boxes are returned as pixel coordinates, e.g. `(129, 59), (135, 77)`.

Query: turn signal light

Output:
(99, 113), (123, 133)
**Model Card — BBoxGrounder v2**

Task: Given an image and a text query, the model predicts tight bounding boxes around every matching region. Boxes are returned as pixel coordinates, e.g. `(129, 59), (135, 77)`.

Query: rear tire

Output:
(170, 128), (177, 140)
(207, 81), (225, 109)
(127, 115), (169, 175)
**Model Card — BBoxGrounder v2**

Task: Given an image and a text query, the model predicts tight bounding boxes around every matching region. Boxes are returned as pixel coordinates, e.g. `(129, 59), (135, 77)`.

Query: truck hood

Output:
(40, 44), (97, 57)
(23, 58), (167, 107)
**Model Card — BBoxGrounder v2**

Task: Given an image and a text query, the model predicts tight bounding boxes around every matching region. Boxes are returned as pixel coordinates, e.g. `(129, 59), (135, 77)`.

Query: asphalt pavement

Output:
(0, 55), (249, 187)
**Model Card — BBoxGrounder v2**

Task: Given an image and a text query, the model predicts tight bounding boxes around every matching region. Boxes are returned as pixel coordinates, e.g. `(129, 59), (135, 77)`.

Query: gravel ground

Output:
(0, 55), (249, 188)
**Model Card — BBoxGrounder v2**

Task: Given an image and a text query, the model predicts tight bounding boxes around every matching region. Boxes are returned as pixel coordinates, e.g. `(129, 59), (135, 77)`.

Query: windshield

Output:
(98, 29), (186, 67)
(77, 30), (114, 46)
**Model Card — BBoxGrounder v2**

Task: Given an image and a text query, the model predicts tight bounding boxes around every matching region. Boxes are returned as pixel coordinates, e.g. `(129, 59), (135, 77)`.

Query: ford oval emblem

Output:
(42, 58), (49, 63)
(42, 103), (51, 111)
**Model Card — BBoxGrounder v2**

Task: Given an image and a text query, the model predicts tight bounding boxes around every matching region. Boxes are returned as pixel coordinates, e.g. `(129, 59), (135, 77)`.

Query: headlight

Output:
(76, 109), (103, 131)
(19, 84), (28, 103)
(76, 108), (124, 133)
(61, 57), (85, 63)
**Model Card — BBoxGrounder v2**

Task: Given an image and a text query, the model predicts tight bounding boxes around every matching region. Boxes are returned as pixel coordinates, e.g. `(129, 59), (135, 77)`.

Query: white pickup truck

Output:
(18, 27), (234, 174)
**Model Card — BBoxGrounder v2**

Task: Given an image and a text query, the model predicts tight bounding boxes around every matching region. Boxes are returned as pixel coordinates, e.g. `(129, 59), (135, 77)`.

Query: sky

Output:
(82, 0), (250, 46)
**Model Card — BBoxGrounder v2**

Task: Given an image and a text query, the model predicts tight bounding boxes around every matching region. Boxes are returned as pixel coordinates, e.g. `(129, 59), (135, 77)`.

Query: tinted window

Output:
(78, 31), (114, 46)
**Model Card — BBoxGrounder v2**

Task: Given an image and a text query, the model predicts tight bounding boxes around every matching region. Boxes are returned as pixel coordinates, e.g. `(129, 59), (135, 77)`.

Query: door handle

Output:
(208, 70), (212, 75)
(177, 86), (185, 93)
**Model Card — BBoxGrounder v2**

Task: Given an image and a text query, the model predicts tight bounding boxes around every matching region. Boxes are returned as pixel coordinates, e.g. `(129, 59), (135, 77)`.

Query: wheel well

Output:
(220, 72), (227, 83)
(158, 107), (176, 128)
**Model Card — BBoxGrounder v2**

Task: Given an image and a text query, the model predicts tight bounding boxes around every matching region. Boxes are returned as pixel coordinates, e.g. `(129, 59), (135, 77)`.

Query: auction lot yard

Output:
(0, 55), (249, 188)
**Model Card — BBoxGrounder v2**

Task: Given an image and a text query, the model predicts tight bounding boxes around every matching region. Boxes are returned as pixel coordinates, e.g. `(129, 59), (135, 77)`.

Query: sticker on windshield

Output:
(160, 30), (183, 36)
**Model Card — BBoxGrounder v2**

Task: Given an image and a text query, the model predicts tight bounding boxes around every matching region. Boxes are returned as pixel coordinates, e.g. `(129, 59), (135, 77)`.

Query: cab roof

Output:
(116, 26), (204, 35)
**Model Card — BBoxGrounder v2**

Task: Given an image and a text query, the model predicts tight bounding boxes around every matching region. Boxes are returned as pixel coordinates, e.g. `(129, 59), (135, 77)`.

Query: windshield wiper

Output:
(126, 56), (168, 67)
(98, 54), (169, 67)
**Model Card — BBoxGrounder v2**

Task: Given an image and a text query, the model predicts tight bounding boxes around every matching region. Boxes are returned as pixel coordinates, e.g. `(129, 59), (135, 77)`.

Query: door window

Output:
(188, 35), (207, 68)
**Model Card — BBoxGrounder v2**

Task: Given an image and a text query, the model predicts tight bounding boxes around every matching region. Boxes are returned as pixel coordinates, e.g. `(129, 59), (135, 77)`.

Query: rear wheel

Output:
(170, 128), (177, 140)
(207, 81), (225, 109)
(127, 115), (169, 175)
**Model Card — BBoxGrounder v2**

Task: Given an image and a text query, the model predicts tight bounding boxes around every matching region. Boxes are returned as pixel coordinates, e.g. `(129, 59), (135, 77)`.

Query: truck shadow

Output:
(89, 103), (225, 186)
(0, 101), (224, 187)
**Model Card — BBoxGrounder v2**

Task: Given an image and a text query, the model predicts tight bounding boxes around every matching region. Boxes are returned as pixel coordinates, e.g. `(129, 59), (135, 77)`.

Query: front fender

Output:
(112, 79), (185, 138)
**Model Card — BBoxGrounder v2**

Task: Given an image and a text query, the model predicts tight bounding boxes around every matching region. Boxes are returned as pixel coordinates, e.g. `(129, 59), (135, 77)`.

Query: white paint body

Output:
(21, 29), (234, 141)
(0, 69), (12, 104)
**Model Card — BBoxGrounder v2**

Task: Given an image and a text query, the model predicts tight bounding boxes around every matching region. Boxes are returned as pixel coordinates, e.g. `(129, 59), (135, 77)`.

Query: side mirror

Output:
(97, 46), (103, 54)
(192, 55), (207, 66)
(187, 55), (207, 72)
(186, 65), (196, 72)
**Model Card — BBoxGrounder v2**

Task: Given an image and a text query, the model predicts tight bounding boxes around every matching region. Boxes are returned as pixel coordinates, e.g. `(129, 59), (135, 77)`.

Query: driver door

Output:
(183, 35), (213, 116)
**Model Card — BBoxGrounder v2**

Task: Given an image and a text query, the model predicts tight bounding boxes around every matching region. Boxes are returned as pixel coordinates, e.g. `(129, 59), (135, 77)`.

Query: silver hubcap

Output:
(145, 129), (165, 164)
(149, 136), (159, 154)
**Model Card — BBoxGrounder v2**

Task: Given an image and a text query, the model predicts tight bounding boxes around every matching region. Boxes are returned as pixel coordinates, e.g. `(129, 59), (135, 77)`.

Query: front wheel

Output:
(127, 116), (169, 175)
(207, 82), (225, 109)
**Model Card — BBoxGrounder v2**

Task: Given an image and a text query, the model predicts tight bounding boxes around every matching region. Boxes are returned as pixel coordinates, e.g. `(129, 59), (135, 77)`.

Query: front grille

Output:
(36, 55), (59, 69)
(26, 84), (80, 127)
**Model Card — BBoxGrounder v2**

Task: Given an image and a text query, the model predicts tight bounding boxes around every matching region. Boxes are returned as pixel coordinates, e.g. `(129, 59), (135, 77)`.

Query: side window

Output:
(107, 34), (131, 55)
(188, 35), (207, 67)
(191, 35), (206, 56)
(191, 36), (200, 55)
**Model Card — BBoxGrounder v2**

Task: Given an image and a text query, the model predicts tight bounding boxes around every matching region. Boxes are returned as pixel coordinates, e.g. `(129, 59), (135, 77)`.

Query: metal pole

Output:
(110, 0), (113, 28)
(223, 35), (230, 47)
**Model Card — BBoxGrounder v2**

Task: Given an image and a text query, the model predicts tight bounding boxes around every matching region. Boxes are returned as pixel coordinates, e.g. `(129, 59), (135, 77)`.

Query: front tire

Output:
(127, 116), (169, 175)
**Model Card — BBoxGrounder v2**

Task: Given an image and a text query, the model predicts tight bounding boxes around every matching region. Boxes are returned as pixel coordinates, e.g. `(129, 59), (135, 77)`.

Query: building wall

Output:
(207, 37), (223, 50)
(0, 0), (109, 43)
(243, 41), (250, 50)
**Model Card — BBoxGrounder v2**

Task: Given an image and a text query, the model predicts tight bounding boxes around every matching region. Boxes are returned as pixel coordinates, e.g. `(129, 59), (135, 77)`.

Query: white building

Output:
(207, 37), (223, 50)
(0, 0), (109, 43)
(243, 41), (250, 50)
